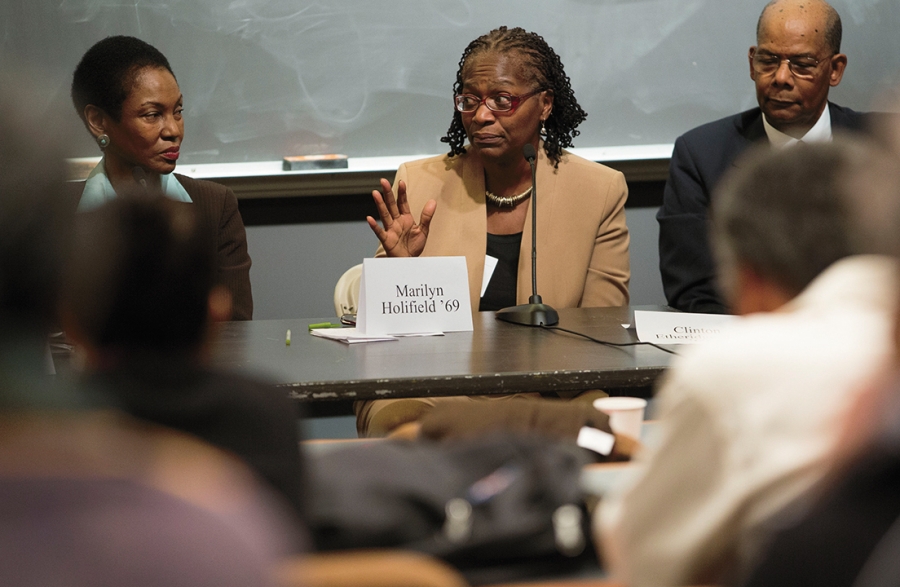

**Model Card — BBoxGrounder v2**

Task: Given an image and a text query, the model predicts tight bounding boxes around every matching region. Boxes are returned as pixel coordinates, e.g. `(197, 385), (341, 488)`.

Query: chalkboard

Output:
(4, 0), (899, 165)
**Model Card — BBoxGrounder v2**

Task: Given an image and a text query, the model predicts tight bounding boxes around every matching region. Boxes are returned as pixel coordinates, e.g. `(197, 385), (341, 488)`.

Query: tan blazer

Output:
(379, 146), (630, 311)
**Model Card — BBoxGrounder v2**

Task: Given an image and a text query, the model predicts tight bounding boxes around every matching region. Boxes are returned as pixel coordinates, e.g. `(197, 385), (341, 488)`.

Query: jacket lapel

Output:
(458, 155), (488, 312)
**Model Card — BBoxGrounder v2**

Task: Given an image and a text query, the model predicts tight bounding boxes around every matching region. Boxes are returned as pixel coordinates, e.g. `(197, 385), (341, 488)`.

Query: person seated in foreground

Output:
(60, 193), (307, 525)
(0, 74), (296, 586)
(739, 122), (900, 587)
(596, 138), (899, 587)
(657, 0), (869, 313)
(357, 26), (631, 437)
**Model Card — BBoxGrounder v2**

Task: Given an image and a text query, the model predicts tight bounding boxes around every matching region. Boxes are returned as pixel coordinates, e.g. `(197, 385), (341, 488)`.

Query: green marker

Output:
(308, 322), (343, 331)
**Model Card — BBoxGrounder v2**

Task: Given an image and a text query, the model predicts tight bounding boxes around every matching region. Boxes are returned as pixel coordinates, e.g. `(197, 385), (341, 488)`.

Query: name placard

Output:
(634, 310), (737, 345)
(357, 257), (473, 335)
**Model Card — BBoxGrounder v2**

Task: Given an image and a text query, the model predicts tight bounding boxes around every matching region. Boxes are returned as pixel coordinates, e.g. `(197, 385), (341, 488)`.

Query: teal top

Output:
(78, 158), (192, 211)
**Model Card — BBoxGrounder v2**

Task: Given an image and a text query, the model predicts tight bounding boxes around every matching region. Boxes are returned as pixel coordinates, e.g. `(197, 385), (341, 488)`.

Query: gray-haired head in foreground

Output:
(711, 137), (900, 303)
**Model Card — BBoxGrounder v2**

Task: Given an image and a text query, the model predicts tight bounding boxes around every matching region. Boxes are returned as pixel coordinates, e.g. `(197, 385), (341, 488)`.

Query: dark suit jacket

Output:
(69, 174), (253, 320)
(176, 175), (253, 320)
(657, 103), (868, 314)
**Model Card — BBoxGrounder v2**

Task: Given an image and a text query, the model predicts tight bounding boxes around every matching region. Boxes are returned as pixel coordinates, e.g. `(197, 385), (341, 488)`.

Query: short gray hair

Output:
(711, 138), (898, 302)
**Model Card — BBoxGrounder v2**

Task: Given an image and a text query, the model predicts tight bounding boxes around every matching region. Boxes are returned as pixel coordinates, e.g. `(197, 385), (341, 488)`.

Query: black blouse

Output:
(479, 232), (522, 311)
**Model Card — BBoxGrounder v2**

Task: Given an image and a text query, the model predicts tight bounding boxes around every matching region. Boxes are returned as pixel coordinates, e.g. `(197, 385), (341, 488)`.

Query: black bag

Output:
(308, 435), (596, 583)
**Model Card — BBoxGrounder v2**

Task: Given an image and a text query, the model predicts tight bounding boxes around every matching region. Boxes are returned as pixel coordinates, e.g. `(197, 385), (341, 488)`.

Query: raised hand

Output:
(366, 178), (436, 257)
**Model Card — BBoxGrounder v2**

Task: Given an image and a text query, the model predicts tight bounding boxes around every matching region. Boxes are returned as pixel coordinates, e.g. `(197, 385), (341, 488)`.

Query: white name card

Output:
(357, 256), (474, 335)
(634, 310), (737, 345)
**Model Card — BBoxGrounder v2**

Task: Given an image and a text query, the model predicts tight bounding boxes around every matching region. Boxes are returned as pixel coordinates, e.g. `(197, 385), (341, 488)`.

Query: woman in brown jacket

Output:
(70, 35), (252, 319)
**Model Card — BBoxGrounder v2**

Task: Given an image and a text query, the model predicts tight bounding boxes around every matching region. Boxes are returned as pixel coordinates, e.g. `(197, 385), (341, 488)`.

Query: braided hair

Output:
(441, 26), (587, 168)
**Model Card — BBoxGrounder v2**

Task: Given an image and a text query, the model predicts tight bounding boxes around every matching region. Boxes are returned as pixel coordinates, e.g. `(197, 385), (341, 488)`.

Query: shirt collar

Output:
(78, 158), (192, 211)
(763, 103), (832, 149)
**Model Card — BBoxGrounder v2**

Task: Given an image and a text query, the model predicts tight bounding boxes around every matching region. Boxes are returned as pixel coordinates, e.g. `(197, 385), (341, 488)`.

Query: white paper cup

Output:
(593, 397), (647, 440)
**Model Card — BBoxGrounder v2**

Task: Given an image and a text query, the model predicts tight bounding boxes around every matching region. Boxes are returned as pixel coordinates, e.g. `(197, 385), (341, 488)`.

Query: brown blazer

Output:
(379, 147), (630, 311)
(68, 174), (253, 320)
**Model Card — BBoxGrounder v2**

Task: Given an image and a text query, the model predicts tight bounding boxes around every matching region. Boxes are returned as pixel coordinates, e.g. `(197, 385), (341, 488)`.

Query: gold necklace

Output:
(485, 186), (533, 208)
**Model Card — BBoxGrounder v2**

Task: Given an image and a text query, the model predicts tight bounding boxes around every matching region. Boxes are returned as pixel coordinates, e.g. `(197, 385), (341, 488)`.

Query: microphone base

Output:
(495, 303), (559, 327)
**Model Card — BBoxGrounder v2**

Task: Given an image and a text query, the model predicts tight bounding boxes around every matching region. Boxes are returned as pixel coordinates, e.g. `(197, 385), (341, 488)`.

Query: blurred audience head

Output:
(848, 118), (900, 262)
(62, 194), (230, 359)
(711, 137), (900, 313)
(865, 113), (900, 355)
(0, 71), (73, 341)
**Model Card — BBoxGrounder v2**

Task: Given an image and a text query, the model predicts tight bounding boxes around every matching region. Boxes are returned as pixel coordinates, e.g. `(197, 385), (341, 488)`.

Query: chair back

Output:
(333, 264), (363, 317)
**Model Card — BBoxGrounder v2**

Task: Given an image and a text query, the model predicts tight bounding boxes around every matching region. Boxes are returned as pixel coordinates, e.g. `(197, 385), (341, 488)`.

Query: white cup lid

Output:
(593, 396), (648, 411)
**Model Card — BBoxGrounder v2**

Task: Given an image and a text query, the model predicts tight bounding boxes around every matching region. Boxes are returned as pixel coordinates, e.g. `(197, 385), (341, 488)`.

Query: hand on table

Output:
(609, 433), (642, 462)
(386, 422), (422, 441)
(366, 178), (436, 257)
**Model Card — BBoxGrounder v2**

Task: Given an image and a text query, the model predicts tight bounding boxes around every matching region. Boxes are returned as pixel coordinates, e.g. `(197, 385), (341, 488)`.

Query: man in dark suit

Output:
(658, 0), (867, 313)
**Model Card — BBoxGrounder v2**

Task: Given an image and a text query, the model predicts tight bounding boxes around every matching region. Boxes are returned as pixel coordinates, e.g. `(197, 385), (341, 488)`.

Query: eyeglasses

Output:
(752, 52), (831, 79)
(454, 89), (543, 114)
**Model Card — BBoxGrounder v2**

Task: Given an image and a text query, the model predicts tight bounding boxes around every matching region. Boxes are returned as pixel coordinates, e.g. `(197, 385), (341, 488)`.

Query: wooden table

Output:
(211, 306), (674, 407)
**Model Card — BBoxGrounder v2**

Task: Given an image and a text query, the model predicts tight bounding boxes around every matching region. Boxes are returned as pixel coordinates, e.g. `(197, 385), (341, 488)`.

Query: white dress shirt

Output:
(763, 103), (833, 149)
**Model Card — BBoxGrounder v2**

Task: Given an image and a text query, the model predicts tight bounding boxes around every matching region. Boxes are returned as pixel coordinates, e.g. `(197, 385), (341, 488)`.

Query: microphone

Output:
(523, 143), (536, 164)
(495, 144), (559, 326)
(132, 166), (149, 190)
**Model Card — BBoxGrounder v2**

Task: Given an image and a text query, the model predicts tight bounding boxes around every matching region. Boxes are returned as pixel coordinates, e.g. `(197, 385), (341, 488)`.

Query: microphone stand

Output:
(495, 144), (559, 326)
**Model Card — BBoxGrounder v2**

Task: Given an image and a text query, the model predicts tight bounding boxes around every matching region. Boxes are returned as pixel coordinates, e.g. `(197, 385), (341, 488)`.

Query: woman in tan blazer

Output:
(358, 26), (630, 437)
